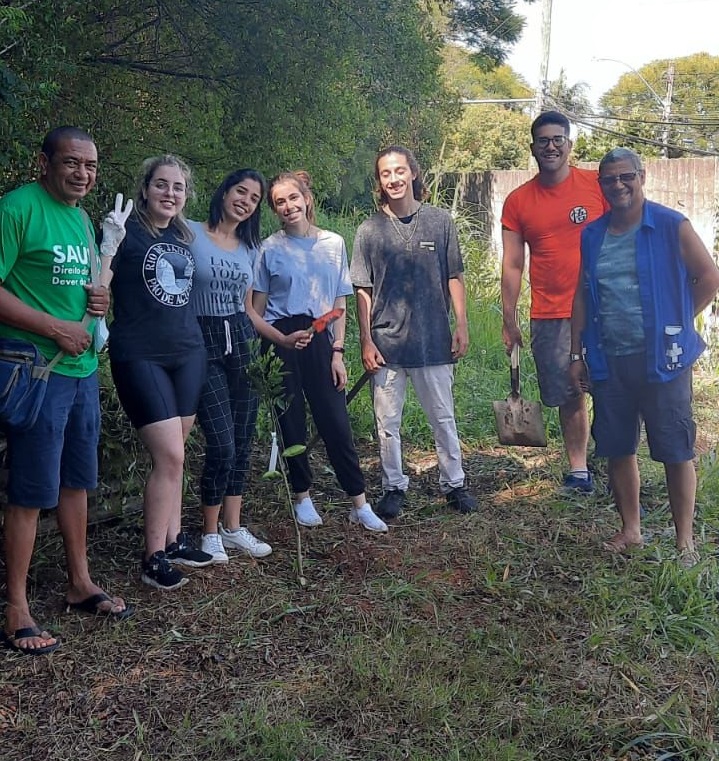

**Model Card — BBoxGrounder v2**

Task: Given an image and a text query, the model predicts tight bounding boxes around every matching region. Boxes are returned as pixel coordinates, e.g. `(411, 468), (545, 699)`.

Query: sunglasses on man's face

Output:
(597, 171), (641, 187)
(533, 135), (568, 148)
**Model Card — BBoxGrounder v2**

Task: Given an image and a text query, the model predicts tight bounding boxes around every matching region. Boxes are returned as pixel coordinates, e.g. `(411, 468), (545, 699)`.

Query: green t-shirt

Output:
(0, 181), (98, 377)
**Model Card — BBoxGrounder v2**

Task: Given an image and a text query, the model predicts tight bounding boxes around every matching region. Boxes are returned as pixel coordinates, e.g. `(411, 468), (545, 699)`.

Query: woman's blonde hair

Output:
(267, 170), (316, 225)
(134, 154), (195, 243)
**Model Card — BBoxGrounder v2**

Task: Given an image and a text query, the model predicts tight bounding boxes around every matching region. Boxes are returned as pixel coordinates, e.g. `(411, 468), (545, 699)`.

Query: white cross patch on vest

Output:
(664, 325), (684, 368)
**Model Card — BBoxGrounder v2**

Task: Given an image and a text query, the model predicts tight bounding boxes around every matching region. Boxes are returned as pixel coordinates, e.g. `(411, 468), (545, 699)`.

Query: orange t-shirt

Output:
(501, 167), (609, 319)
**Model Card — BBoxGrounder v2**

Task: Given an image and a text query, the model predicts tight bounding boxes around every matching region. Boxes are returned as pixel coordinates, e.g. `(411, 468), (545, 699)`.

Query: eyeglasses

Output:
(533, 135), (568, 148)
(597, 172), (641, 187)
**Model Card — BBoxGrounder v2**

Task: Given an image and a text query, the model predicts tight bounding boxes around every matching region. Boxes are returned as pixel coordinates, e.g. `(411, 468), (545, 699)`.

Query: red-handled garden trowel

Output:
(307, 307), (344, 334)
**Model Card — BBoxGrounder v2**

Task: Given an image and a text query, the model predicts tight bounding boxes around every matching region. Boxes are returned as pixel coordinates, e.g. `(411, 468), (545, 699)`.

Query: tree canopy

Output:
(0, 0), (535, 211)
(438, 44), (532, 172)
(440, 0), (535, 69)
(574, 53), (719, 161)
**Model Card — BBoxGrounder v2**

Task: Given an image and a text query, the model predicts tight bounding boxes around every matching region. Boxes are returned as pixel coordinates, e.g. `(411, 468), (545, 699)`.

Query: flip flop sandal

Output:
(65, 592), (135, 621)
(1, 627), (61, 656)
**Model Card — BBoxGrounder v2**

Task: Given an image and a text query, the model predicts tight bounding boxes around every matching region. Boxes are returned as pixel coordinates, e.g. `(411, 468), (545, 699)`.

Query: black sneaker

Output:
(375, 490), (406, 519)
(141, 551), (189, 591)
(165, 532), (214, 568)
(446, 486), (477, 514)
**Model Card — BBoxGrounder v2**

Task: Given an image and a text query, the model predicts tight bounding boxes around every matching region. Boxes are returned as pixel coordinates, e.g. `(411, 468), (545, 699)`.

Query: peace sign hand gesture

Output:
(100, 193), (134, 257)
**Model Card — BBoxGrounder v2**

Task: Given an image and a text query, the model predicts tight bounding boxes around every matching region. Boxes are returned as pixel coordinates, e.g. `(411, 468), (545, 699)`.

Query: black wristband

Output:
(332, 346), (346, 354)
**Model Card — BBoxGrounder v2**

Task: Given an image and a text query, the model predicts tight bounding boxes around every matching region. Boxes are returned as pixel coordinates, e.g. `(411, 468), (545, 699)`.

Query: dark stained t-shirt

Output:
(350, 204), (464, 368)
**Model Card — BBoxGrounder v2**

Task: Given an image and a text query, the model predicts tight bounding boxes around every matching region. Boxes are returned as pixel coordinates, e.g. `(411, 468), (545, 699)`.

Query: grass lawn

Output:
(2, 210), (719, 760)
(1, 371), (718, 761)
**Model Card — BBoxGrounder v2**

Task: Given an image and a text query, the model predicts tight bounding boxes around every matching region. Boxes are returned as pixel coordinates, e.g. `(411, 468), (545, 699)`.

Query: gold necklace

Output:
(387, 205), (421, 251)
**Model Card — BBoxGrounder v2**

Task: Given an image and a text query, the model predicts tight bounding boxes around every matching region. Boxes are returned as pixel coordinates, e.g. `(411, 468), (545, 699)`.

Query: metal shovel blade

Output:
(493, 345), (547, 447)
(493, 394), (547, 447)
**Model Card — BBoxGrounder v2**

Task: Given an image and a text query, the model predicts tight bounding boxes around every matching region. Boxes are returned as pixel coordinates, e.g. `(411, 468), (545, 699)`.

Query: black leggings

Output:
(269, 315), (364, 497)
(110, 347), (207, 429)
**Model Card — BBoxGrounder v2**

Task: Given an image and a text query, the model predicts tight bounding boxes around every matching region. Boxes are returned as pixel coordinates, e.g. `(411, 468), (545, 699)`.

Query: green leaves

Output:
(281, 445), (306, 458)
(0, 1), (537, 208)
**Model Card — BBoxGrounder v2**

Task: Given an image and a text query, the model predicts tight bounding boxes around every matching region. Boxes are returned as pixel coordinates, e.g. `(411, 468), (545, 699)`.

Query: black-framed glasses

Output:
(533, 135), (568, 148)
(597, 172), (641, 187)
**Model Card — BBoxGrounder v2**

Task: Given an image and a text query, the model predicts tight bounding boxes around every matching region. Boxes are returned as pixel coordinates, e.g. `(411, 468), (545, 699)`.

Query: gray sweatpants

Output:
(371, 364), (465, 493)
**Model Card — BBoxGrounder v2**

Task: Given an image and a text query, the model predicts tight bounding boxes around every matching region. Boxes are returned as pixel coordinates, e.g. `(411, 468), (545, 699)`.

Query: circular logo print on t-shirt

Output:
(143, 242), (195, 306)
(569, 206), (589, 224)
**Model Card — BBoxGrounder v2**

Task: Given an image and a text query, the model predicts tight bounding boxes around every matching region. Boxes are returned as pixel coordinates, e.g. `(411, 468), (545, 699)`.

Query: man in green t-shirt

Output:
(0, 126), (133, 655)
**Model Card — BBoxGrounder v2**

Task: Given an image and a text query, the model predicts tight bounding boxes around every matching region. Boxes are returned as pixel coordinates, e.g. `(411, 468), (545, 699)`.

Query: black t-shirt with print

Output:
(108, 216), (204, 361)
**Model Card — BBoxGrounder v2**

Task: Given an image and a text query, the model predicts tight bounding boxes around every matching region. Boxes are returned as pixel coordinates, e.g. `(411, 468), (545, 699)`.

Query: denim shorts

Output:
(530, 318), (581, 408)
(5, 371), (100, 508)
(591, 353), (695, 463)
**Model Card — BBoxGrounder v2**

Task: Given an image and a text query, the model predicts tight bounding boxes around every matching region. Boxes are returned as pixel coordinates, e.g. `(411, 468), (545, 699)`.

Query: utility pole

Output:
(534, 0), (553, 117)
(529, 0), (553, 168)
(660, 61), (675, 159)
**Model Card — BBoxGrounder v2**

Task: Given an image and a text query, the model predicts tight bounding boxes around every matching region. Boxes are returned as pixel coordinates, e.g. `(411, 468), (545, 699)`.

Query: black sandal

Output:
(65, 592), (135, 621)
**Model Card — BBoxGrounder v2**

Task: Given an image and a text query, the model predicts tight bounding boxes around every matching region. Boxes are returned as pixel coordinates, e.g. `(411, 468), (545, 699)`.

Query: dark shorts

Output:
(5, 372), (100, 509)
(110, 347), (207, 429)
(530, 318), (580, 408)
(591, 353), (695, 463)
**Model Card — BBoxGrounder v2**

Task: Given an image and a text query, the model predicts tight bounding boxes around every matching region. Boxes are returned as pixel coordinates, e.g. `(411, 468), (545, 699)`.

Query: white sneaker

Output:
(219, 525), (273, 558)
(201, 533), (229, 565)
(294, 497), (323, 527)
(349, 503), (388, 533)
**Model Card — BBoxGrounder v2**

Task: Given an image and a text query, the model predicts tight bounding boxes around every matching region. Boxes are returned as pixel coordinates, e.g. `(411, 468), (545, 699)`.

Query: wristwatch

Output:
(569, 352), (583, 362)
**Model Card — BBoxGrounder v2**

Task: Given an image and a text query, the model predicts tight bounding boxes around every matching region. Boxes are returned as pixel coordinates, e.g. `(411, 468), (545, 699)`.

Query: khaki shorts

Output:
(530, 318), (581, 408)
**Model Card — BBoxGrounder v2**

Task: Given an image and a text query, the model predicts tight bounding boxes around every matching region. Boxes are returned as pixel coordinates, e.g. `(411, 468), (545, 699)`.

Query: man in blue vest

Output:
(570, 147), (719, 567)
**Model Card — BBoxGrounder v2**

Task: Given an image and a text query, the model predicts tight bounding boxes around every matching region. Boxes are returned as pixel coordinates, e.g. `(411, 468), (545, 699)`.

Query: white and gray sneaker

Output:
(219, 525), (273, 558)
(201, 533), (229, 564)
(349, 503), (388, 533)
(294, 497), (323, 527)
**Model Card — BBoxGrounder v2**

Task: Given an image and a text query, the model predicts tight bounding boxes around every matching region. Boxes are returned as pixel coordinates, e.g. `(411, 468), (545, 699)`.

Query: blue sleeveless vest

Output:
(579, 200), (704, 383)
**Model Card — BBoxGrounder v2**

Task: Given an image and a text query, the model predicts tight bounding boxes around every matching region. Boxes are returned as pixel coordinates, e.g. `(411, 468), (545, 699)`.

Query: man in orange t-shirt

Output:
(501, 111), (608, 493)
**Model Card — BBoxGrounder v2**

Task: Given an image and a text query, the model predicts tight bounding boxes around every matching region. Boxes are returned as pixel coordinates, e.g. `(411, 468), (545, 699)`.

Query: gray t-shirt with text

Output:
(350, 204), (463, 368)
(188, 220), (255, 318)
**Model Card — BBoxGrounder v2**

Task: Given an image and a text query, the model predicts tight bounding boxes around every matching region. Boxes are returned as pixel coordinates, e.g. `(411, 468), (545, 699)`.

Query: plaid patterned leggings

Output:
(196, 313), (259, 505)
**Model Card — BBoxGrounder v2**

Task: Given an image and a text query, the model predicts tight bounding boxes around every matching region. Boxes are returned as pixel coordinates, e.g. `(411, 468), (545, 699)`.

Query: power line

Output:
(544, 98), (719, 157)
(588, 112), (719, 128)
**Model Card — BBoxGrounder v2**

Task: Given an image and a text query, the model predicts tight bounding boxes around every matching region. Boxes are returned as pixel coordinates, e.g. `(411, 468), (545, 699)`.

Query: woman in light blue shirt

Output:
(253, 170), (386, 533)
(190, 169), (309, 564)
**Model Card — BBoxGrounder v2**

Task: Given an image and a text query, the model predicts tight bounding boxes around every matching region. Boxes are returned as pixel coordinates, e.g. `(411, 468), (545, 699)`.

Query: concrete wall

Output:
(438, 158), (719, 259)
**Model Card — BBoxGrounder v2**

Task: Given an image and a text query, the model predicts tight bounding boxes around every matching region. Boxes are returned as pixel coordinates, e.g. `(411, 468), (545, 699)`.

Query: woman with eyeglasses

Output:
(108, 155), (212, 591)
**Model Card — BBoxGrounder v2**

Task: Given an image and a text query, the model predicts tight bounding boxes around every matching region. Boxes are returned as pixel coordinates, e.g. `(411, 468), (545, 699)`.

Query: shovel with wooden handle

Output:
(493, 344), (546, 447)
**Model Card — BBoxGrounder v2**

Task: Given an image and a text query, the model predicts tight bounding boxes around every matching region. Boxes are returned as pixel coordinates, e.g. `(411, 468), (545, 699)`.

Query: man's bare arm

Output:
(0, 286), (91, 356)
(678, 220), (719, 315)
(501, 227), (526, 351)
(448, 275), (469, 358)
(355, 286), (384, 372)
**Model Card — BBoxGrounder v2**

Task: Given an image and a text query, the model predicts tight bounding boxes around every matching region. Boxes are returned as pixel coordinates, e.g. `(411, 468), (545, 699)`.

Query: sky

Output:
(506, 0), (718, 106)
